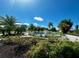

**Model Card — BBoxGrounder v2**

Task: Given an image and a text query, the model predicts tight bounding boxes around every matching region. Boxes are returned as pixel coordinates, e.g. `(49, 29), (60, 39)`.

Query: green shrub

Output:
(24, 40), (61, 58)
(72, 42), (79, 57)
(24, 39), (79, 58)
(3, 36), (79, 58)
(25, 40), (50, 58)
(74, 46), (79, 57)
(48, 36), (59, 43)
(58, 46), (75, 58)
(57, 40), (78, 58)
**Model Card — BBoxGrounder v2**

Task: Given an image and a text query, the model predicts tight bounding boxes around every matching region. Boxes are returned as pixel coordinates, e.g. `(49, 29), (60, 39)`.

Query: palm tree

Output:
(0, 17), (6, 35)
(0, 26), (5, 35)
(48, 22), (53, 31)
(75, 25), (79, 30)
(0, 15), (16, 35)
(75, 25), (79, 34)
(58, 19), (73, 34)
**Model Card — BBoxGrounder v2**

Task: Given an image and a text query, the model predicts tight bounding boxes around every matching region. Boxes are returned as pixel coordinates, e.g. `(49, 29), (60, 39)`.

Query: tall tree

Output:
(28, 24), (36, 31)
(51, 27), (57, 32)
(15, 25), (27, 35)
(58, 19), (73, 34)
(75, 25), (79, 34)
(75, 25), (79, 30)
(20, 25), (27, 34)
(48, 22), (53, 31)
(0, 17), (6, 35)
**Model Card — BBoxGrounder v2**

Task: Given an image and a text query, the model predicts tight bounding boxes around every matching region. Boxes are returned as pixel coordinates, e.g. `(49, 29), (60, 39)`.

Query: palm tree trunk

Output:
(2, 30), (5, 36)
(8, 31), (11, 35)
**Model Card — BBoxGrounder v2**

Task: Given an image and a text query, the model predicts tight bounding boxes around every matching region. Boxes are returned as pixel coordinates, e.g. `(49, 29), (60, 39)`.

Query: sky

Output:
(0, 0), (79, 28)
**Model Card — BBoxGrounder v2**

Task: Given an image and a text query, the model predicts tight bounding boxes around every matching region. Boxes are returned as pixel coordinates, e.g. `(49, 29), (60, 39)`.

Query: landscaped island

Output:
(0, 15), (79, 58)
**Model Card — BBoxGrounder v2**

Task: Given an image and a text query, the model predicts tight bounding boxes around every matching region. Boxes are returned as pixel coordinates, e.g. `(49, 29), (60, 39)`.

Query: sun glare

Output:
(10, 0), (35, 6)
(17, 0), (33, 4)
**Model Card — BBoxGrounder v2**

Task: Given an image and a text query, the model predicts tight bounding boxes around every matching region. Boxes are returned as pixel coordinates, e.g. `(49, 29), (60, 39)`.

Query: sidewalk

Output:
(65, 35), (79, 42)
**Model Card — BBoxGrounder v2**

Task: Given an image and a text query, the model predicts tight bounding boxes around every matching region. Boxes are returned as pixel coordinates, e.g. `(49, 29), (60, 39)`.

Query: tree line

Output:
(0, 15), (79, 36)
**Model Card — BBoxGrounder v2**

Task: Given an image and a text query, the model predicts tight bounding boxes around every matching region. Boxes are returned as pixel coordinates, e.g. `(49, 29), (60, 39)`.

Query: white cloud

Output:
(23, 23), (29, 26)
(15, 23), (22, 25)
(34, 17), (44, 22)
(41, 25), (47, 28)
(15, 23), (29, 26)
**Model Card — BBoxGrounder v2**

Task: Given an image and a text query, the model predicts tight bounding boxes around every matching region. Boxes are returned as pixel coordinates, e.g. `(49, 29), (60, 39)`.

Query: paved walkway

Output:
(64, 35), (79, 42)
